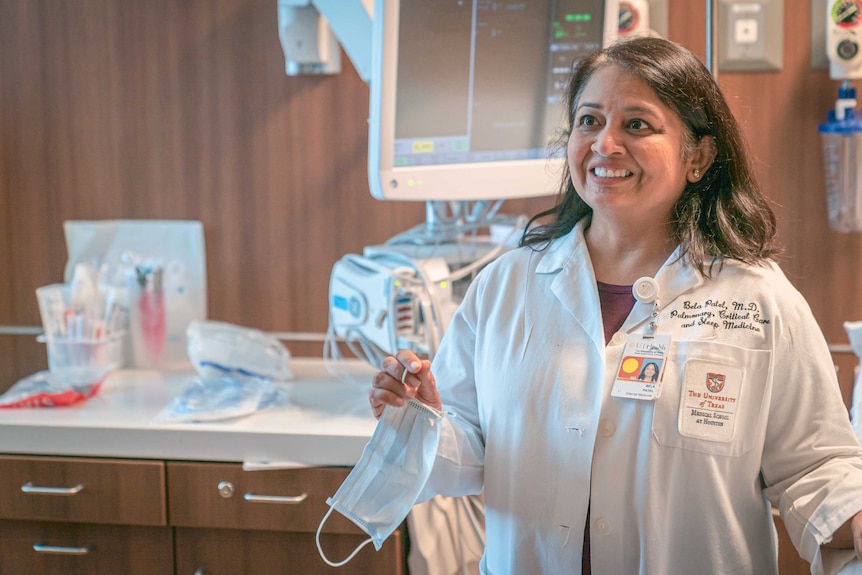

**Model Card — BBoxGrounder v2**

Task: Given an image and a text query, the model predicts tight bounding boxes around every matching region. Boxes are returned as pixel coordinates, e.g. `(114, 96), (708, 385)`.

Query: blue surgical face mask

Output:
(316, 399), (442, 567)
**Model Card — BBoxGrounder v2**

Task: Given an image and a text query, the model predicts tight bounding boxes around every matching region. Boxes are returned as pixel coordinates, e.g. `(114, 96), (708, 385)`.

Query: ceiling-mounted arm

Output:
(277, 0), (373, 83)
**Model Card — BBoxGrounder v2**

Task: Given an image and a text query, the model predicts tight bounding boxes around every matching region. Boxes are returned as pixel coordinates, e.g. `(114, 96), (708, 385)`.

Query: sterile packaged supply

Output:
(187, 320), (293, 381)
(36, 278), (125, 387)
(0, 371), (105, 408)
(153, 374), (285, 423)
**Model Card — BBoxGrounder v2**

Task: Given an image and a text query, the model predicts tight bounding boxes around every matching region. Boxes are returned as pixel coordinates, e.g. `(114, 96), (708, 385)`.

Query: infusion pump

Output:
(328, 239), (506, 367)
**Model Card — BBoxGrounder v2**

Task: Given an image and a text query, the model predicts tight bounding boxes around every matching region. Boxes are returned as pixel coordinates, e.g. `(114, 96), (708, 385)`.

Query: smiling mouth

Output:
(592, 167), (633, 178)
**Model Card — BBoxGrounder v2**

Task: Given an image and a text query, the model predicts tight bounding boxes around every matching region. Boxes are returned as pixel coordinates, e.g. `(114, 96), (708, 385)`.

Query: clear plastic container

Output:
(820, 115), (862, 232)
(40, 334), (124, 384)
(35, 282), (125, 384)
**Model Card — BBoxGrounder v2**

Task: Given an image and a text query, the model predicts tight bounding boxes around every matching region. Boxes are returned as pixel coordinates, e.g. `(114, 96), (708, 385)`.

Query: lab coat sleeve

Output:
(419, 271), (487, 502)
(760, 289), (862, 575)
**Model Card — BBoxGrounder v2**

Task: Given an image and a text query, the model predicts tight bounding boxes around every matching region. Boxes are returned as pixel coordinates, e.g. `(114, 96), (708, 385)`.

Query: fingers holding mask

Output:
(394, 350), (442, 411)
(370, 352), (441, 418)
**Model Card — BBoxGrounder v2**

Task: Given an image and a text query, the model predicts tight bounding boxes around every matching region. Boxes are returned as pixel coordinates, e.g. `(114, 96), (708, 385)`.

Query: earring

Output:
(692, 169), (701, 180)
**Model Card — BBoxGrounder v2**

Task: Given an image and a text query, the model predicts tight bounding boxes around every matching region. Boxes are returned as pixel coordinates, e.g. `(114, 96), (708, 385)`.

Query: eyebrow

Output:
(576, 102), (662, 119)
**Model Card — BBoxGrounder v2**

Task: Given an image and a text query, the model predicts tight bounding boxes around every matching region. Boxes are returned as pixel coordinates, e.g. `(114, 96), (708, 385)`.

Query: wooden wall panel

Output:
(0, 2), (858, 362)
(1, 0), (860, 385)
(667, 1), (862, 391)
(0, 0), (552, 382)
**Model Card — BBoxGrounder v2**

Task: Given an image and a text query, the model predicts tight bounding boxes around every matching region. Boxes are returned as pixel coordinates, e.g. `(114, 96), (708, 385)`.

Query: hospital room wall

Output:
(0, 0), (858, 403)
(669, 1), (862, 409)
(0, 0), (467, 385)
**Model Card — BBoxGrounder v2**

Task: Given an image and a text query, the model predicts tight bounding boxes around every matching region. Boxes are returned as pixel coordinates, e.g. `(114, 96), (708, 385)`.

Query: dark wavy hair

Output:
(520, 37), (779, 276)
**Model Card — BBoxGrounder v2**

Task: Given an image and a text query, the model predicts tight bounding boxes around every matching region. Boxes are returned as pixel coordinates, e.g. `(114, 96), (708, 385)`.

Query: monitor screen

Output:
(368, 0), (620, 201)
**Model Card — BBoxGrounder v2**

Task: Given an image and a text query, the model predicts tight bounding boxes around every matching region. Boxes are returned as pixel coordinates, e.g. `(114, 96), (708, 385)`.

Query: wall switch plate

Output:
(718, 0), (783, 72)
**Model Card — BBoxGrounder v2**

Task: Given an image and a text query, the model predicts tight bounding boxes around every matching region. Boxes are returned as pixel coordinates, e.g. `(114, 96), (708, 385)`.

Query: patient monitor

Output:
(368, 0), (619, 202)
(328, 0), (619, 368)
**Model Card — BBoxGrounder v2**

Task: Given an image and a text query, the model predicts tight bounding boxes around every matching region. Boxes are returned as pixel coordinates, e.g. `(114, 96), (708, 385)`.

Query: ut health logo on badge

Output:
(706, 372), (725, 393)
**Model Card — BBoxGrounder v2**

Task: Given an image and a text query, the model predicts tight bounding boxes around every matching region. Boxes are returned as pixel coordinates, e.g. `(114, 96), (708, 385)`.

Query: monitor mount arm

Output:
(277, 0), (373, 83)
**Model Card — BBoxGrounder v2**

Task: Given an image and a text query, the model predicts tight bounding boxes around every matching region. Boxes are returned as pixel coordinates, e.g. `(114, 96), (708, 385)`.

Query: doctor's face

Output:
(567, 64), (697, 229)
(643, 363), (657, 379)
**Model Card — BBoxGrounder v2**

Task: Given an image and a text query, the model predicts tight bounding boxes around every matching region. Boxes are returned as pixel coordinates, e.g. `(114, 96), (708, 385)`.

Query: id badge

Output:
(611, 334), (671, 400)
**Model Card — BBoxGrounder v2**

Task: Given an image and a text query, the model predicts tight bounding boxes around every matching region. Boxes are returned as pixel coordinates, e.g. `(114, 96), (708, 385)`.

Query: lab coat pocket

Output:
(652, 340), (771, 456)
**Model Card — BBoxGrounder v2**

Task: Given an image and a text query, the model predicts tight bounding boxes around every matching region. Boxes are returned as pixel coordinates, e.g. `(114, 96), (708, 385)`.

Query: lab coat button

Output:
(599, 419), (616, 437)
(611, 331), (627, 345)
(594, 517), (611, 535)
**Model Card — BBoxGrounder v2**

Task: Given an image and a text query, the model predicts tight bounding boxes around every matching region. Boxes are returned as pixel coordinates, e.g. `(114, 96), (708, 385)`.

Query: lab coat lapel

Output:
(537, 225), (605, 356)
(536, 227), (703, 350)
(621, 247), (703, 333)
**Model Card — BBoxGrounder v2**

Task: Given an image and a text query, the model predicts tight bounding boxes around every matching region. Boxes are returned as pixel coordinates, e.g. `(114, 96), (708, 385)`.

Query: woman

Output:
(371, 37), (862, 574)
(638, 361), (659, 383)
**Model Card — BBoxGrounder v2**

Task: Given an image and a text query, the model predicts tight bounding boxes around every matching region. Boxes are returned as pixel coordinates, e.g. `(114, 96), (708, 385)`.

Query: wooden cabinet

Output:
(0, 520), (174, 575)
(168, 462), (406, 575)
(0, 455), (172, 574)
(0, 455), (406, 575)
(174, 527), (404, 575)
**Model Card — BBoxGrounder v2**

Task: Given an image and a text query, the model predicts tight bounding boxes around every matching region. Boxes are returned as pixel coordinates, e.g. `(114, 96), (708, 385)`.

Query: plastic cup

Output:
(35, 282), (125, 384)
(41, 334), (124, 385)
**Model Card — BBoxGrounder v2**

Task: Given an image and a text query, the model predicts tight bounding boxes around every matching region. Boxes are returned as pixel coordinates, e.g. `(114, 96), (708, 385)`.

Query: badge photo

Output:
(617, 356), (664, 383)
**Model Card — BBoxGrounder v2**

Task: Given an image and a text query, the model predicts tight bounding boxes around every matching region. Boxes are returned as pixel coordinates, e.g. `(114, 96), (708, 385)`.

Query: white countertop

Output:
(0, 358), (380, 466)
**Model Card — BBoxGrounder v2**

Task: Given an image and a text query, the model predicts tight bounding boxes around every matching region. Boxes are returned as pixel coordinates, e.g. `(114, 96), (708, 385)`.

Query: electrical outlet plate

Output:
(718, 0), (784, 72)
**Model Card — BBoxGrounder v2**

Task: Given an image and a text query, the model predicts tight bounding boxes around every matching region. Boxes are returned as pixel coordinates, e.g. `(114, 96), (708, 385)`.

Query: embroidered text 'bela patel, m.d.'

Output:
(669, 299), (771, 332)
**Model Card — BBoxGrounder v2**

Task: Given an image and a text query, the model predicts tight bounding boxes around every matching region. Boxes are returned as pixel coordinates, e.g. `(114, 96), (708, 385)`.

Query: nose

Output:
(591, 125), (625, 156)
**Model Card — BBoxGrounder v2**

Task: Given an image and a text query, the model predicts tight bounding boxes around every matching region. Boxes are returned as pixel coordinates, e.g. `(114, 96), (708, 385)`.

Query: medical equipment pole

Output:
(705, 0), (719, 80)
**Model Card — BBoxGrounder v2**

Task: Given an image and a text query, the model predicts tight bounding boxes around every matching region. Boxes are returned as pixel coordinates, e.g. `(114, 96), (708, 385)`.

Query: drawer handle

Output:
(33, 543), (92, 555)
(243, 492), (308, 504)
(21, 482), (84, 496)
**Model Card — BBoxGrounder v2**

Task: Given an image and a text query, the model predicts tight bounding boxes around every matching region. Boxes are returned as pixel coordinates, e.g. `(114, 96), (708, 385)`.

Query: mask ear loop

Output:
(316, 506), (376, 567)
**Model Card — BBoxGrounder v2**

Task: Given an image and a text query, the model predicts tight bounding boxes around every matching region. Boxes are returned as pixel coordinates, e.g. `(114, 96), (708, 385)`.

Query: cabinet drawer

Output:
(167, 462), (364, 534)
(175, 526), (405, 575)
(0, 519), (173, 575)
(0, 455), (166, 525)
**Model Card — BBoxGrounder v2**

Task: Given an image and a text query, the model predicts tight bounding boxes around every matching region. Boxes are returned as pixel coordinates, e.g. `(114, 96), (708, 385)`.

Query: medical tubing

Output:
(387, 215), (527, 285)
(323, 322), (372, 388)
(323, 318), (391, 385)
(466, 199), (504, 223)
(444, 216), (527, 283)
(315, 507), (376, 567)
(386, 213), (521, 246)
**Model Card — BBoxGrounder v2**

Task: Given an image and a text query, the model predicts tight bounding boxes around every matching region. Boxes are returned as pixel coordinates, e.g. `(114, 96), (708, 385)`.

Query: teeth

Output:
(593, 167), (631, 178)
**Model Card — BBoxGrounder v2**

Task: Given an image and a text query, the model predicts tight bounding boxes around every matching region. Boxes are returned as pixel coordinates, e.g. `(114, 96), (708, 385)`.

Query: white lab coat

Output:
(422, 222), (862, 575)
